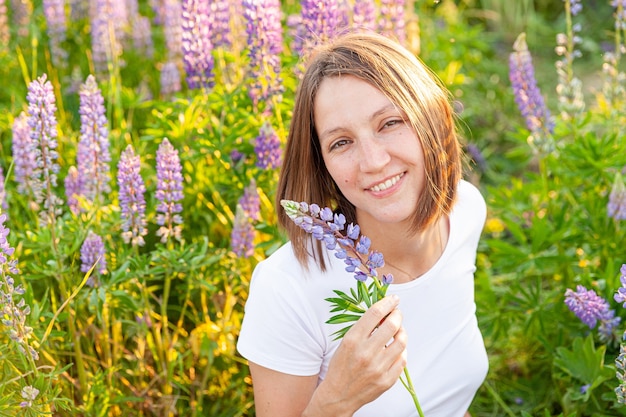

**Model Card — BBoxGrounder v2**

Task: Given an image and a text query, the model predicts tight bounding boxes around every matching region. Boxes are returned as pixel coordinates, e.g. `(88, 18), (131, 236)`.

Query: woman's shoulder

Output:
(456, 179), (487, 215)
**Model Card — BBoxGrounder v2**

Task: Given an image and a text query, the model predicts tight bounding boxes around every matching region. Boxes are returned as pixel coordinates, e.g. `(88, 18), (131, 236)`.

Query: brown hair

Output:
(276, 31), (461, 269)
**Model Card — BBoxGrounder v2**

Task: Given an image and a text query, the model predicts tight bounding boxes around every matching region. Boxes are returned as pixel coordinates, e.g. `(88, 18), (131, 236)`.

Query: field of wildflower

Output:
(0, 0), (626, 416)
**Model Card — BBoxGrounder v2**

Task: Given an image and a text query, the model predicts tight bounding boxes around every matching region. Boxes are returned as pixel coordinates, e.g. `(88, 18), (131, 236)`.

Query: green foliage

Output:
(1, 0), (626, 416)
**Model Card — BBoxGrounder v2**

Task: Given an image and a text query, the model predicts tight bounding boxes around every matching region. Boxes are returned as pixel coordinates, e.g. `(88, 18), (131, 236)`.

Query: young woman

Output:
(237, 31), (488, 417)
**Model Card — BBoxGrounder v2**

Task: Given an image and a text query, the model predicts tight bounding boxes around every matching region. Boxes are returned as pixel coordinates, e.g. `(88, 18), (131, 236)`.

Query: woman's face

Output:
(314, 75), (427, 228)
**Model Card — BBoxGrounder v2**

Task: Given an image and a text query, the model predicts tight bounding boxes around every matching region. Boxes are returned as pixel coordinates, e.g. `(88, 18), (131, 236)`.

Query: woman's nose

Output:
(358, 137), (391, 173)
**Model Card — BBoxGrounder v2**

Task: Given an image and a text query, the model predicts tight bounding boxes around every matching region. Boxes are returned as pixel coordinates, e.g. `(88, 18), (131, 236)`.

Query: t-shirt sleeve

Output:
(237, 258), (326, 376)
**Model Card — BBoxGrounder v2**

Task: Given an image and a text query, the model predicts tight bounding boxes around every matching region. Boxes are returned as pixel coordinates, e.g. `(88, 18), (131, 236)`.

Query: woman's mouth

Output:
(368, 173), (404, 192)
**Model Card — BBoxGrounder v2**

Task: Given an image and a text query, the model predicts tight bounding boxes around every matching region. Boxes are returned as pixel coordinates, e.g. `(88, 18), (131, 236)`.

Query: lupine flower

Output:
(566, 0), (582, 16)
(78, 75), (111, 203)
(80, 231), (107, 287)
(243, 0), (284, 109)
(555, 1), (585, 120)
(565, 285), (621, 340)
(613, 264), (626, 306)
(209, 0), (232, 48)
(91, 0), (125, 75)
(230, 204), (255, 257)
(0, 0), (9, 51)
(26, 74), (63, 225)
(181, 0), (215, 90)
(254, 122), (282, 169)
(281, 200), (392, 284)
(615, 263), (626, 403)
(132, 15), (155, 58)
(238, 179), (260, 221)
(613, 0), (626, 30)
(19, 385), (39, 408)
(352, 0), (377, 30)
(616, 344), (626, 403)
(11, 0), (32, 38)
(509, 33), (554, 153)
(12, 112), (38, 197)
(0, 213), (38, 362)
(43, 0), (68, 68)
(117, 145), (147, 246)
(64, 166), (80, 215)
(230, 149), (245, 164)
(160, 60), (182, 96)
(379, 0), (406, 44)
(155, 138), (184, 243)
(609, 172), (626, 220)
(466, 143), (488, 172)
(297, 0), (342, 55)
(163, 0), (182, 60)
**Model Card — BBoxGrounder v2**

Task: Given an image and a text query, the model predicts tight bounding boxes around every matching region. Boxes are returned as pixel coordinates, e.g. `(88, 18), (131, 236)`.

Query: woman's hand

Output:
(305, 294), (407, 416)
(249, 295), (406, 417)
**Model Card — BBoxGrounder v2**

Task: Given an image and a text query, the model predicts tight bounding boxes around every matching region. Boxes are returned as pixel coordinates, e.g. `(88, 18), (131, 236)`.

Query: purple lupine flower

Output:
(243, 0), (284, 109)
(616, 344), (626, 403)
(90, 0), (125, 75)
(0, 0), (9, 50)
(80, 231), (107, 286)
(0, 213), (38, 361)
(163, 0), (182, 60)
(254, 122), (282, 169)
(160, 60), (182, 96)
(609, 173), (626, 220)
(613, 264), (626, 306)
(155, 138), (184, 243)
(565, 285), (620, 338)
(230, 149), (245, 164)
(78, 75), (111, 203)
(379, 0), (406, 44)
(466, 143), (488, 172)
(566, 0), (582, 16)
(281, 200), (393, 285)
(209, 0), (232, 48)
(230, 205), (255, 257)
(509, 33), (554, 152)
(352, 0), (377, 31)
(12, 112), (38, 197)
(132, 15), (155, 58)
(297, 0), (342, 55)
(64, 166), (80, 215)
(11, 0), (31, 38)
(19, 385), (39, 408)
(612, 0), (626, 30)
(26, 74), (63, 224)
(181, 0), (215, 90)
(238, 178), (260, 221)
(117, 145), (147, 246)
(42, 0), (68, 68)
(555, 1), (585, 120)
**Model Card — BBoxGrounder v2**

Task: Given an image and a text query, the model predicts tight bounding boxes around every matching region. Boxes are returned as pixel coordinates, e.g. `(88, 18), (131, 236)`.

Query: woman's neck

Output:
(360, 216), (449, 284)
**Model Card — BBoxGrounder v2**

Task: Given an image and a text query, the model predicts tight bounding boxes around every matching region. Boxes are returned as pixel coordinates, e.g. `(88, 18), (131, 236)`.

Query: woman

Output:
(237, 31), (488, 417)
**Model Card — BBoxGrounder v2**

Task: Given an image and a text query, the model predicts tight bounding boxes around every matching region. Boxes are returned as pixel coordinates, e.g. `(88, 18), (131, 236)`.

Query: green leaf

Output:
(553, 335), (613, 387)
(326, 313), (362, 325)
(357, 280), (371, 308)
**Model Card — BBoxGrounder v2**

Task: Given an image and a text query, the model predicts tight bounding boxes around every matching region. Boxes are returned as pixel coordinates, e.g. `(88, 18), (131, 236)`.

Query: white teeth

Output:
(370, 173), (403, 192)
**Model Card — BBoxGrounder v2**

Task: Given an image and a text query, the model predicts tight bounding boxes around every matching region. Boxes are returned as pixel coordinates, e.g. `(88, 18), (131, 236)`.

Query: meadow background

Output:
(0, 0), (626, 416)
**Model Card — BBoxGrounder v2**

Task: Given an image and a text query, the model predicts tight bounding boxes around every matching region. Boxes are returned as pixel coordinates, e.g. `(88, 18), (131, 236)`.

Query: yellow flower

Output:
(485, 217), (505, 234)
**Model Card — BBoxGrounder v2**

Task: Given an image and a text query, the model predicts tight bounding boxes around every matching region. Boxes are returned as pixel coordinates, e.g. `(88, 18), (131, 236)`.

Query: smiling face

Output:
(314, 75), (426, 229)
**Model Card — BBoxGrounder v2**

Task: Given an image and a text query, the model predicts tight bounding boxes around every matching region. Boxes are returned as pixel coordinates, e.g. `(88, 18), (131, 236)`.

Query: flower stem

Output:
(400, 366), (424, 417)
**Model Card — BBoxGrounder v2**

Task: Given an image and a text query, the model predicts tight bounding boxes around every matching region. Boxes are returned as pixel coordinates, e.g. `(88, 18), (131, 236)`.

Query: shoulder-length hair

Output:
(276, 30), (461, 269)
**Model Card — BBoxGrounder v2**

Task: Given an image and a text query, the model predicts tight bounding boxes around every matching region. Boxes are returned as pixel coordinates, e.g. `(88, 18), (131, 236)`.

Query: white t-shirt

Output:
(237, 180), (488, 417)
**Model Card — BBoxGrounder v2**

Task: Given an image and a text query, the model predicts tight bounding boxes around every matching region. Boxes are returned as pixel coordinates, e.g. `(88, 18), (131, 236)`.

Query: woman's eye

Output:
(383, 119), (402, 129)
(329, 139), (349, 151)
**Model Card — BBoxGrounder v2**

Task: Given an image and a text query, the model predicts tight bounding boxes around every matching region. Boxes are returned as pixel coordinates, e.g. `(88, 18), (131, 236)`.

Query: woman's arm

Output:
(249, 295), (407, 417)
